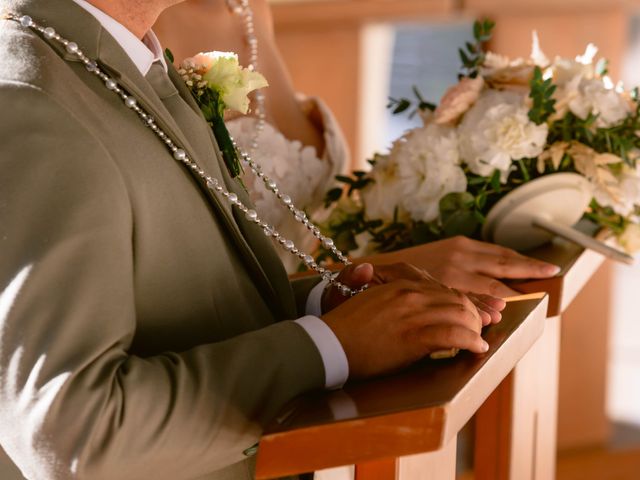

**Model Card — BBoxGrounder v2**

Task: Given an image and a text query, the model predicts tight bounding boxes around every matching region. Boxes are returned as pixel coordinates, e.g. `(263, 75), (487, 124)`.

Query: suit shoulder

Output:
(0, 17), (77, 97)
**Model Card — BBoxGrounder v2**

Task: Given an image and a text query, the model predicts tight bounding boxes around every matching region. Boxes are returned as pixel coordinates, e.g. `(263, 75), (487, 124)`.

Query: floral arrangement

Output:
(318, 20), (640, 261)
(176, 50), (268, 177)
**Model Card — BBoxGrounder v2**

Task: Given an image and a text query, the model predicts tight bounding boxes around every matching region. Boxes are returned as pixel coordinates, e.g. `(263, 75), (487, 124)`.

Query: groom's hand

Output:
(322, 262), (505, 326)
(321, 275), (490, 380)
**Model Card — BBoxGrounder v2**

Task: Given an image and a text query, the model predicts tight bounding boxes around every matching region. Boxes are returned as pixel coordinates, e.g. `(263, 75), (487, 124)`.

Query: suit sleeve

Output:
(0, 84), (325, 480)
(290, 275), (324, 317)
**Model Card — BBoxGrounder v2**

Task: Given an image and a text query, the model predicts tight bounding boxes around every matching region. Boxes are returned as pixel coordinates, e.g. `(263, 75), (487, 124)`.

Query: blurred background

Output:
(269, 0), (640, 478)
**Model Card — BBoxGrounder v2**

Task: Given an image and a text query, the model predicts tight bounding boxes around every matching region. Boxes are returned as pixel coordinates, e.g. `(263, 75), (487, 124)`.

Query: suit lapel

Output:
(166, 64), (298, 318)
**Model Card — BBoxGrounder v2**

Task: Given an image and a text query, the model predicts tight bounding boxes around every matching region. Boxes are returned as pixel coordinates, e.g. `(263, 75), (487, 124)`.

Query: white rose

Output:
(392, 124), (467, 223)
(182, 51), (268, 114)
(360, 154), (407, 223)
(458, 90), (548, 182)
(618, 223), (640, 254)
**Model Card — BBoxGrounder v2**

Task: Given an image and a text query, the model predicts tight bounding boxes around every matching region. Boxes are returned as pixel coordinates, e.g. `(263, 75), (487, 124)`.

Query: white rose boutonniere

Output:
(178, 51), (269, 177)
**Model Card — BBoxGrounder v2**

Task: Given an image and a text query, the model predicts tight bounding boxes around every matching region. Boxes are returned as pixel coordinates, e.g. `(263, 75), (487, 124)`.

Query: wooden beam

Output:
(272, 0), (456, 28)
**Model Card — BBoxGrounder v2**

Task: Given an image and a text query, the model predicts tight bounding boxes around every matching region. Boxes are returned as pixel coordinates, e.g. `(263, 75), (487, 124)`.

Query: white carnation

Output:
(360, 154), (406, 223)
(391, 124), (467, 223)
(458, 90), (548, 182)
(567, 78), (631, 128)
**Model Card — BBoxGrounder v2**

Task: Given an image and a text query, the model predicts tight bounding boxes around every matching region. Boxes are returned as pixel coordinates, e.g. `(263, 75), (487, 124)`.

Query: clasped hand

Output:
(321, 262), (506, 380)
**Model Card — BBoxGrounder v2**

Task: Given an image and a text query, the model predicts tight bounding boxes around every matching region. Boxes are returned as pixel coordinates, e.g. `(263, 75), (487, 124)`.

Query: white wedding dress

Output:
(228, 96), (348, 273)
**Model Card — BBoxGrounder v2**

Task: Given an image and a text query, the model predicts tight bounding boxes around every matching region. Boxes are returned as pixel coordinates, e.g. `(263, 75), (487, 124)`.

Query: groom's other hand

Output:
(321, 275), (489, 380)
(322, 262), (505, 327)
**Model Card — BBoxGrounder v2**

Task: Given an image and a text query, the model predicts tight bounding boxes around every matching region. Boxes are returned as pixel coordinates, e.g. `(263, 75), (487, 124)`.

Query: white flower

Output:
(392, 124), (467, 223)
(360, 154), (406, 223)
(351, 231), (376, 258)
(480, 32), (548, 93)
(181, 51), (268, 114)
(567, 78), (631, 128)
(618, 223), (640, 254)
(570, 143), (640, 216)
(458, 90), (548, 182)
(548, 44), (630, 127)
(595, 164), (640, 216)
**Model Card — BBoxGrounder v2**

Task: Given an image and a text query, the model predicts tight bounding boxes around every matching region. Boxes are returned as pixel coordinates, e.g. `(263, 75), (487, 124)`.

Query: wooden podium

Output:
(255, 235), (607, 480)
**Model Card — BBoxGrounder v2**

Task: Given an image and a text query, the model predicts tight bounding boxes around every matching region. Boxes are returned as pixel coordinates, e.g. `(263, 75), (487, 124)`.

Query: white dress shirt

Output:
(71, 0), (349, 389)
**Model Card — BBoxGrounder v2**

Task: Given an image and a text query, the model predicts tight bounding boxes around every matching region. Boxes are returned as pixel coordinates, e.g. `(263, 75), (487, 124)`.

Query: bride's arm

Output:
(354, 236), (561, 298)
(155, 0), (325, 155)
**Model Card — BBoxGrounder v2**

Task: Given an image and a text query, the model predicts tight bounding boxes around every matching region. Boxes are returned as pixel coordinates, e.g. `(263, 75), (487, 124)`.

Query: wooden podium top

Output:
(255, 295), (548, 479)
(514, 224), (606, 316)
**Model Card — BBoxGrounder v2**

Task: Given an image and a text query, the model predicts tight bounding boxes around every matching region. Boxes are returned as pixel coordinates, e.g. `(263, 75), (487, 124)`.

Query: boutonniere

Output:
(177, 51), (269, 178)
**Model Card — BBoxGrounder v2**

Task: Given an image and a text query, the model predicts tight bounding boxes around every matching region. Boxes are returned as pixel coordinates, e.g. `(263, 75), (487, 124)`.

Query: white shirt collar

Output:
(72, 0), (167, 76)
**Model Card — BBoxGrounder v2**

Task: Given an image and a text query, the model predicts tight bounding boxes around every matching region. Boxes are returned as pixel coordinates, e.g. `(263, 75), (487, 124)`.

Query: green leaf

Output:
(517, 159), (531, 182)
(596, 58), (609, 77)
(473, 21), (482, 41)
(335, 175), (354, 185)
(440, 192), (475, 223)
(528, 66), (557, 125)
(442, 210), (481, 238)
(490, 169), (502, 193)
(388, 97), (412, 115)
(324, 187), (343, 206)
(164, 48), (174, 64)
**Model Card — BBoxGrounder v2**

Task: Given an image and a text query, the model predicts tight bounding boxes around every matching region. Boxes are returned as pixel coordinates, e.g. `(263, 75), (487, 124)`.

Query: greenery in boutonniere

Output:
(315, 20), (640, 264)
(177, 51), (268, 178)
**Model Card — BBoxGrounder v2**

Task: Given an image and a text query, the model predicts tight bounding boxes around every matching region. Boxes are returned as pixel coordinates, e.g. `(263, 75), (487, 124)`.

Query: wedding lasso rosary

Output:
(5, 11), (368, 297)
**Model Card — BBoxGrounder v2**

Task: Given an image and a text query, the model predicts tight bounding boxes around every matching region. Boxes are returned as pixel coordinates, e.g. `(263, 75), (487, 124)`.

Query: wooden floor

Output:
(458, 422), (640, 480)
(556, 446), (640, 480)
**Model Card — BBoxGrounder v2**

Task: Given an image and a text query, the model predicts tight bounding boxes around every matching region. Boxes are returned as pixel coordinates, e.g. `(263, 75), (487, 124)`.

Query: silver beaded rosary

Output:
(7, 12), (367, 297)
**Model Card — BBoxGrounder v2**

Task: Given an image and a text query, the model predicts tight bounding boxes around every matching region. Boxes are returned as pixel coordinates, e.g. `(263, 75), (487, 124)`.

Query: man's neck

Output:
(83, 1), (169, 39)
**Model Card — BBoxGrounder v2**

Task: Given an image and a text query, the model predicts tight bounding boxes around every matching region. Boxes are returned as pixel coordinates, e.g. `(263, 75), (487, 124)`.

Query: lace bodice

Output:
(228, 97), (348, 272)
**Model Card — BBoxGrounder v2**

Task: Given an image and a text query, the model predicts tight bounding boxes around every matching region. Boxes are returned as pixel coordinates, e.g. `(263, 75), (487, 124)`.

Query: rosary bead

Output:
(246, 209), (258, 221)
(338, 285), (351, 296)
(19, 15), (33, 27)
(65, 42), (79, 54)
(322, 238), (335, 249)
(105, 79), (117, 90)
(124, 97), (137, 108)
(43, 27), (56, 39)
(173, 149), (187, 161)
(228, 193), (238, 203)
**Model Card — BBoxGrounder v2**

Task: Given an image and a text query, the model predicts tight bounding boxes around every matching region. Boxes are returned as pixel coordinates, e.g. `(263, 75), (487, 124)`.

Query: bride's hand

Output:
(361, 236), (561, 297)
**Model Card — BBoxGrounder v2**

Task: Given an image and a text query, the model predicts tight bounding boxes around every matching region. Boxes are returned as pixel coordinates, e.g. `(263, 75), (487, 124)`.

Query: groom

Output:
(0, 1), (500, 479)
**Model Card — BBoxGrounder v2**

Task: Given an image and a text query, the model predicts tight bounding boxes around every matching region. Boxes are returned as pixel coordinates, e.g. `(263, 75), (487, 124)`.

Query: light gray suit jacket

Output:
(0, 0), (325, 478)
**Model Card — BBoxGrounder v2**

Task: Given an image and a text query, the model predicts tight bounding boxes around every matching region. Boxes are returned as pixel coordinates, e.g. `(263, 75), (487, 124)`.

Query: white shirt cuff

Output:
(295, 315), (349, 390)
(306, 278), (328, 317)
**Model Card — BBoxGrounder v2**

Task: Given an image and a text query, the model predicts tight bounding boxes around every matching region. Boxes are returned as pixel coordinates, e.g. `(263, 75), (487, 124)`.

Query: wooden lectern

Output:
(255, 234), (606, 479)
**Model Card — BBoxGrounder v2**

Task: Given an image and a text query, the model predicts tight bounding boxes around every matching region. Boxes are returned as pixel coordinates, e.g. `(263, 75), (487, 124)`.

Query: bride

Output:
(153, 0), (561, 296)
